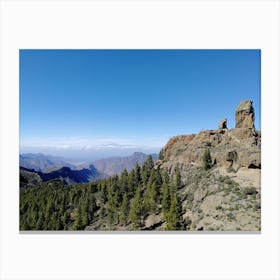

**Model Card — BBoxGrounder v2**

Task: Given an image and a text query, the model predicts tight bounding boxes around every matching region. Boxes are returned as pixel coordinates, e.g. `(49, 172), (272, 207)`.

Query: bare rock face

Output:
(155, 100), (261, 231)
(235, 100), (255, 128)
(157, 99), (260, 177)
(218, 118), (227, 129)
(160, 127), (261, 172)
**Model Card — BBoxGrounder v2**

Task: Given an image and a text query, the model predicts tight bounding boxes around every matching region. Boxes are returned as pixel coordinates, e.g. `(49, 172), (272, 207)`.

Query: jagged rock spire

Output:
(235, 100), (255, 128)
(218, 118), (227, 129)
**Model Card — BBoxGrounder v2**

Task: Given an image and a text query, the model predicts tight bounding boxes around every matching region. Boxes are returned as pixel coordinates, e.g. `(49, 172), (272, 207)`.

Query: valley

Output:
(20, 152), (157, 186)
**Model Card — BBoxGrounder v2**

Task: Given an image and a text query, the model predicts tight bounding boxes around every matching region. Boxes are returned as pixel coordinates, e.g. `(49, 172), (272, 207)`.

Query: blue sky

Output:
(20, 49), (261, 160)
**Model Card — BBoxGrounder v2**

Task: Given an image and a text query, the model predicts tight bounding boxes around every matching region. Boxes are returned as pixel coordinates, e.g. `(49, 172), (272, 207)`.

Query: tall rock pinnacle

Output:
(235, 100), (255, 129)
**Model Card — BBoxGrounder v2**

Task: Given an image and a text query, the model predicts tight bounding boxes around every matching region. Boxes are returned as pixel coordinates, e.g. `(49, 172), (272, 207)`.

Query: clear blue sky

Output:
(20, 49), (260, 160)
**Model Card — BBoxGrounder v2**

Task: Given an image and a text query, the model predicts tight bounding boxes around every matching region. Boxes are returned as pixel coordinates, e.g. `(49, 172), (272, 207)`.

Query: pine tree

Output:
(81, 205), (89, 228)
(143, 188), (150, 216)
(162, 181), (170, 220)
(35, 213), (44, 230)
(74, 206), (84, 230)
(45, 199), (54, 222)
(62, 210), (71, 230)
(149, 183), (157, 214)
(149, 168), (162, 186)
(175, 167), (182, 190)
(88, 193), (97, 221)
(143, 181), (157, 215)
(158, 149), (164, 160)
(141, 155), (154, 185)
(100, 184), (108, 205)
(134, 163), (142, 186)
(129, 186), (142, 229)
(120, 194), (129, 226)
(162, 170), (169, 185)
(120, 168), (129, 195)
(148, 168), (162, 202)
(55, 217), (64, 230)
(166, 194), (184, 230)
(106, 188), (117, 228)
(128, 169), (136, 198)
(202, 148), (212, 170)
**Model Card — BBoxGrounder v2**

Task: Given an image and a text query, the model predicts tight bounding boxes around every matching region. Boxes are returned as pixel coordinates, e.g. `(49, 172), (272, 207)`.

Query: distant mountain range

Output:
(20, 153), (76, 172)
(77, 152), (158, 176)
(20, 165), (104, 187)
(19, 152), (158, 186)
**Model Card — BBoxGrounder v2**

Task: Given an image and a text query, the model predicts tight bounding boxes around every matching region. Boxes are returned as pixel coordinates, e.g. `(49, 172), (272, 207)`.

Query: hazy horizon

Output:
(19, 148), (160, 162)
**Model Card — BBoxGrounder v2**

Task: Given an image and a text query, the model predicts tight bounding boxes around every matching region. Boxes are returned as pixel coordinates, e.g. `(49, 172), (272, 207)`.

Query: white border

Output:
(1, 0), (280, 280)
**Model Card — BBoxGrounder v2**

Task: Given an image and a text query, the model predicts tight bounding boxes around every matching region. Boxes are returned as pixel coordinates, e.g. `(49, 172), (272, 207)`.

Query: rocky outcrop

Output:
(20, 167), (42, 188)
(218, 118), (227, 129)
(154, 100), (261, 231)
(235, 100), (255, 128)
(159, 127), (260, 172)
(158, 100), (260, 173)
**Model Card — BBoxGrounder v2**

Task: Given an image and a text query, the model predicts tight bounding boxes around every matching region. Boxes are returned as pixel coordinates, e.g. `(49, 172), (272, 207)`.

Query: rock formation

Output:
(159, 99), (260, 171)
(160, 126), (261, 171)
(218, 118), (227, 129)
(235, 100), (255, 128)
(154, 100), (261, 231)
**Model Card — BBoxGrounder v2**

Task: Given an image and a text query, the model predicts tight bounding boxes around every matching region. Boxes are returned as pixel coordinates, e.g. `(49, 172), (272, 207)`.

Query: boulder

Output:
(235, 100), (255, 128)
(218, 118), (227, 129)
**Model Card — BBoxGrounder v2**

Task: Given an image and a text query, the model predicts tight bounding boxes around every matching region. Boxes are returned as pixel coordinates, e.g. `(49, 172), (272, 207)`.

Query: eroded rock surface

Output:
(235, 100), (255, 128)
(218, 118), (227, 129)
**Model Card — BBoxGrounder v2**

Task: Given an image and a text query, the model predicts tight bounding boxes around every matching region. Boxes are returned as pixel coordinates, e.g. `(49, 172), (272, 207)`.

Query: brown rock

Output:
(235, 100), (255, 128)
(157, 100), (260, 174)
(218, 118), (227, 129)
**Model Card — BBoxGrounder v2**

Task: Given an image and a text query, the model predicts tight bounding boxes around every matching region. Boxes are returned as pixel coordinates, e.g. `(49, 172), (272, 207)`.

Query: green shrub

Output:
(227, 212), (236, 221)
(219, 176), (225, 183)
(203, 141), (211, 147)
(202, 148), (212, 171)
(243, 187), (257, 196)
(253, 202), (261, 211)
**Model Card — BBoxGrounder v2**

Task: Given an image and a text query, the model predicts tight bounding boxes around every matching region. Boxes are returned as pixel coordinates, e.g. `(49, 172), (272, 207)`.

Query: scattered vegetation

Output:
(243, 186), (257, 196)
(158, 149), (164, 160)
(202, 148), (212, 171)
(203, 141), (212, 147)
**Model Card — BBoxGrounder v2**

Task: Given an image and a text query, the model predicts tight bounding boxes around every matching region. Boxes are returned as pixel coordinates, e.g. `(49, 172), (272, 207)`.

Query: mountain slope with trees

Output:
(20, 155), (186, 230)
(20, 165), (104, 186)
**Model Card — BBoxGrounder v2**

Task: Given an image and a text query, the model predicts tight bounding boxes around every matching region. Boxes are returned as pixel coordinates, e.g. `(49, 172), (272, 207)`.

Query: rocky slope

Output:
(155, 100), (261, 231)
(20, 167), (43, 188)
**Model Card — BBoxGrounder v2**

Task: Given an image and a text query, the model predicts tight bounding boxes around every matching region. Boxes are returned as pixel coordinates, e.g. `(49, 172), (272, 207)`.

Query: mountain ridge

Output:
(20, 165), (105, 186)
(78, 152), (158, 176)
(20, 153), (76, 172)
(20, 152), (158, 186)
